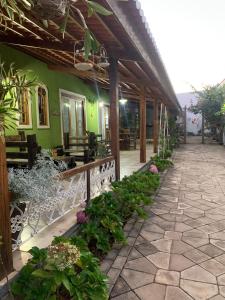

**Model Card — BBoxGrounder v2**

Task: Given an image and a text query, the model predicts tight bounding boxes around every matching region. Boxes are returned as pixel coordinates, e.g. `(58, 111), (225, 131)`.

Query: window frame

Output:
(36, 85), (50, 129)
(17, 87), (33, 129)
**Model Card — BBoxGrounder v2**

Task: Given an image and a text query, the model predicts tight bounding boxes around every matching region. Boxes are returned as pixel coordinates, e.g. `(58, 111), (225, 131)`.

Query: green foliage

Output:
(11, 239), (108, 300)
(80, 193), (126, 253)
(189, 85), (225, 127)
(0, 62), (37, 130)
(168, 117), (180, 149)
(151, 155), (173, 172)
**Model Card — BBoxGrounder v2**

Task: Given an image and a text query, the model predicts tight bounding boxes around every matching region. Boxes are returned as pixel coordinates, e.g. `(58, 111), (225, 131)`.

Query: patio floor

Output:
(101, 138), (225, 300)
(120, 144), (154, 179)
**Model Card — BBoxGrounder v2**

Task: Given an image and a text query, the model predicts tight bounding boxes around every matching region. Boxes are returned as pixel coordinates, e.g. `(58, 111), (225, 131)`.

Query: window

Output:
(18, 88), (32, 128)
(36, 86), (50, 128)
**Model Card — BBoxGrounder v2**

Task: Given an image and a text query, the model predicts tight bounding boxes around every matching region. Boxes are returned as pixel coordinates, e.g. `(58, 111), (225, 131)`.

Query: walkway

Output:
(101, 140), (225, 300)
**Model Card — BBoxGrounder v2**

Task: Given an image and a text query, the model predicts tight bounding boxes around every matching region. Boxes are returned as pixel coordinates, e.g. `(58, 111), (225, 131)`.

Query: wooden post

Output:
(153, 99), (159, 153)
(0, 135), (13, 280)
(140, 87), (146, 163)
(109, 57), (120, 180)
(202, 112), (205, 144)
(184, 106), (187, 144)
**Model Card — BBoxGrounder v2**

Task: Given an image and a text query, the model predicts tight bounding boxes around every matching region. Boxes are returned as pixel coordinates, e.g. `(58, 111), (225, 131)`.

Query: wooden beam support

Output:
(153, 99), (159, 153)
(0, 136), (13, 280)
(109, 57), (120, 180)
(140, 87), (147, 163)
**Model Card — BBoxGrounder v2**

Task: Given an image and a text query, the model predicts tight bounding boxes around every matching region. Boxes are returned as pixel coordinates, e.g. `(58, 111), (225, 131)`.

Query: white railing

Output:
(10, 157), (116, 250)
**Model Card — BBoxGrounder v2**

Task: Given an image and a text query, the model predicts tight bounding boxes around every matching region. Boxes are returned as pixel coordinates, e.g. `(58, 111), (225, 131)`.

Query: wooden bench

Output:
(6, 134), (40, 169)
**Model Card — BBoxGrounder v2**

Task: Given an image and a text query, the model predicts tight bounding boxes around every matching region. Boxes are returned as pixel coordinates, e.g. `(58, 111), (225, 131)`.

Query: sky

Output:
(139, 0), (225, 94)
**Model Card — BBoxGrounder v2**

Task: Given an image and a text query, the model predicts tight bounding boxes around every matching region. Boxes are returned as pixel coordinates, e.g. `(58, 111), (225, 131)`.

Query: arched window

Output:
(18, 88), (32, 128)
(36, 85), (50, 128)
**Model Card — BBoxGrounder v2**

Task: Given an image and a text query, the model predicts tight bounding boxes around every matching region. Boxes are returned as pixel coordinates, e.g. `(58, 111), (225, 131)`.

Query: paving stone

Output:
(128, 248), (143, 261)
(151, 239), (172, 253)
(147, 252), (170, 269)
(184, 248), (211, 263)
(211, 239), (225, 251)
(135, 283), (166, 300)
(125, 257), (157, 274)
(171, 240), (194, 254)
(141, 223), (165, 234)
(164, 231), (182, 240)
(100, 259), (113, 273)
(210, 295), (225, 300)
(140, 230), (163, 242)
(135, 242), (158, 256)
(155, 269), (180, 286)
(181, 265), (217, 284)
(210, 231), (225, 240)
(198, 244), (224, 258)
(174, 222), (193, 232)
(106, 249), (119, 260)
(200, 259), (225, 276)
(169, 254), (194, 271)
(182, 236), (209, 248)
(165, 286), (193, 300)
(111, 291), (139, 300)
(112, 256), (127, 270)
(107, 268), (121, 286)
(180, 279), (218, 300)
(183, 228), (209, 239)
(121, 269), (154, 289)
(110, 277), (130, 298)
(220, 286), (225, 298)
(215, 254), (225, 265)
(119, 246), (132, 257)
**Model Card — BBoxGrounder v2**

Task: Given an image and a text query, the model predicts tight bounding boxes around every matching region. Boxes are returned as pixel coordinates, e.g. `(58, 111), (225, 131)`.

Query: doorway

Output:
(60, 90), (86, 148)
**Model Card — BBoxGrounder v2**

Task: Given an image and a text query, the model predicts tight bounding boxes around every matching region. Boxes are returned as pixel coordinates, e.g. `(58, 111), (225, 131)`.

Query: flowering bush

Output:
(76, 211), (88, 224)
(12, 238), (108, 300)
(149, 164), (159, 174)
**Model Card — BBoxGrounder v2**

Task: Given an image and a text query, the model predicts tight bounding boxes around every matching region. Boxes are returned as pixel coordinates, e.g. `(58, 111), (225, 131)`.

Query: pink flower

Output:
(76, 211), (88, 224)
(149, 164), (159, 174)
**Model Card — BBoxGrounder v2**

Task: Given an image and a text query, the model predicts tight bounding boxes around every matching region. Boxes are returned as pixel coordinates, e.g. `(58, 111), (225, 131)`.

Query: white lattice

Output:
(90, 160), (116, 198)
(10, 159), (116, 250)
(10, 171), (87, 250)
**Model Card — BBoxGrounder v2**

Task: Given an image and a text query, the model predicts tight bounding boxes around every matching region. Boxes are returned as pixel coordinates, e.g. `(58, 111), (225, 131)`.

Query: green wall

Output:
(0, 45), (109, 149)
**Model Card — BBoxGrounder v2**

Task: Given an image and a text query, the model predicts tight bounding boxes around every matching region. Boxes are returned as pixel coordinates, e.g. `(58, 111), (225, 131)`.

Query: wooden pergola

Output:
(0, 0), (181, 278)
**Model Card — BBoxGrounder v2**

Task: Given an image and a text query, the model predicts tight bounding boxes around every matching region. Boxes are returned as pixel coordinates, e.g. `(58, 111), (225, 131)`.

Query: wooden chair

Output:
(6, 134), (40, 169)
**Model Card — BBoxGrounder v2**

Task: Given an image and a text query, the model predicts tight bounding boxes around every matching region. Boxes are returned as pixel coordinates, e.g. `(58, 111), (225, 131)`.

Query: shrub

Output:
(11, 238), (108, 300)
(151, 155), (173, 172)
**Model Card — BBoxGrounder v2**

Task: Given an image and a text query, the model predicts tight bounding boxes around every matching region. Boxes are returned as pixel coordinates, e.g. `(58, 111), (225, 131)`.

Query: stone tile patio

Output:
(101, 141), (225, 299)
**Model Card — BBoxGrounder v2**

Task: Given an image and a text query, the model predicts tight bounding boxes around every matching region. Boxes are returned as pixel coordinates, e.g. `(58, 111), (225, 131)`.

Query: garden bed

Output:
(1, 155), (173, 300)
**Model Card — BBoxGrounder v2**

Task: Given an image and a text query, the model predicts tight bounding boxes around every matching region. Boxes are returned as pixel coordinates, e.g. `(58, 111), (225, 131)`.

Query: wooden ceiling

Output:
(0, 0), (181, 110)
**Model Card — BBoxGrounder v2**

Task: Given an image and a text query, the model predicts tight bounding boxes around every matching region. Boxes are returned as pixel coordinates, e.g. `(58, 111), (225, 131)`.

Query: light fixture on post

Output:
(97, 47), (110, 69)
(119, 99), (128, 105)
(74, 41), (94, 71)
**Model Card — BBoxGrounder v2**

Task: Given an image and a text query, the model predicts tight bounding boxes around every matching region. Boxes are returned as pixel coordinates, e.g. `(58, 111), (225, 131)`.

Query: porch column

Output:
(0, 136), (13, 280)
(109, 56), (120, 180)
(153, 99), (159, 153)
(140, 87), (146, 163)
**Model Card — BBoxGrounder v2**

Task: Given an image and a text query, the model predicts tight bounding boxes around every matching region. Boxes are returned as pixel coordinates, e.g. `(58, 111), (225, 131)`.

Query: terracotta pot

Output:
(32, 0), (68, 20)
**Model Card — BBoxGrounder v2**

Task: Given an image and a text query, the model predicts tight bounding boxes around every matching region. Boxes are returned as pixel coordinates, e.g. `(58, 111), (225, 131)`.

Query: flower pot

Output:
(32, 0), (68, 20)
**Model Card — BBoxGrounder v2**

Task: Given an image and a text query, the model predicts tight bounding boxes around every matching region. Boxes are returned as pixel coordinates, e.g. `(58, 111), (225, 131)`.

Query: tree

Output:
(189, 84), (225, 142)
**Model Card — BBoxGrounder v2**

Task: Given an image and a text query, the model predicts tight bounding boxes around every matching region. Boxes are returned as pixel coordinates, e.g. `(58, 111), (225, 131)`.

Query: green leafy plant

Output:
(151, 155), (173, 172)
(79, 193), (126, 254)
(0, 62), (37, 132)
(11, 238), (108, 300)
